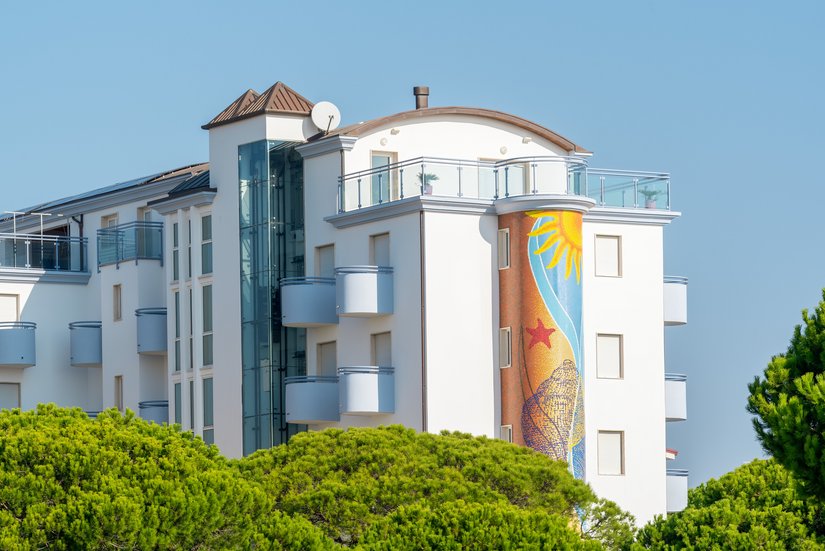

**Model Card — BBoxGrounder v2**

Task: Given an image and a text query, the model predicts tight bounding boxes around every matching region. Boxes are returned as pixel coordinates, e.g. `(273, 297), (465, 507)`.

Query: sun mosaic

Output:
(527, 210), (583, 283)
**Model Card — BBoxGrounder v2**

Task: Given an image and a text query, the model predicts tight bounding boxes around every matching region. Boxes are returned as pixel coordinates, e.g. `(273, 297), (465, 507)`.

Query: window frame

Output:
(497, 228), (510, 270)
(594, 234), (622, 278)
(596, 333), (624, 380)
(201, 214), (213, 275)
(112, 284), (122, 322)
(499, 327), (512, 368)
(597, 430), (625, 476)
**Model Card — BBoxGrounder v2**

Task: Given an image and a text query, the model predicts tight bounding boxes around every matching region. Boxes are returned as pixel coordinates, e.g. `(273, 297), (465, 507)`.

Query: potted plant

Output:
(639, 187), (662, 209)
(417, 172), (439, 195)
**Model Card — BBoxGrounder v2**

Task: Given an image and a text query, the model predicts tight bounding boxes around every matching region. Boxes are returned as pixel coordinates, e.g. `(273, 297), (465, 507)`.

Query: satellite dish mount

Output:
(311, 101), (341, 134)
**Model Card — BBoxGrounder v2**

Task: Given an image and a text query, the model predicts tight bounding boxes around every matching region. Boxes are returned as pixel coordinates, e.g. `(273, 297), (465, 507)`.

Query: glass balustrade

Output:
(337, 156), (669, 213)
(97, 221), (163, 268)
(0, 234), (88, 272)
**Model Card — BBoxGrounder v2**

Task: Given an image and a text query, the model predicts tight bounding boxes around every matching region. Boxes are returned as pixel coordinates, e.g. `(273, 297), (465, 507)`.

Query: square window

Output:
(0, 383), (20, 409)
(596, 334), (623, 379)
(595, 235), (622, 277)
(598, 431), (625, 475)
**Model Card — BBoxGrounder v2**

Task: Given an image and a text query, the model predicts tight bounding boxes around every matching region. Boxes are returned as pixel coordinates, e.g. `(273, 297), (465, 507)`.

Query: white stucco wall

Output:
(422, 210), (499, 437)
(582, 216), (667, 524)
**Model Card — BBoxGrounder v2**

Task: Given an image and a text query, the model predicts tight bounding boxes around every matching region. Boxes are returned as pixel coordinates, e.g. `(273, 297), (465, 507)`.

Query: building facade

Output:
(0, 82), (688, 523)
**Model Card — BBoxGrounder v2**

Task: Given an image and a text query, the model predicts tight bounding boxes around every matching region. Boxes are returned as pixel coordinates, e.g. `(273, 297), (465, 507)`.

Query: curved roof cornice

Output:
(329, 107), (590, 154)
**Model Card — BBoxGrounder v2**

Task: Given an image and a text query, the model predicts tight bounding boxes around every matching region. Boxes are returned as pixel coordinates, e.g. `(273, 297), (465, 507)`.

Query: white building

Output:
(0, 82), (688, 523)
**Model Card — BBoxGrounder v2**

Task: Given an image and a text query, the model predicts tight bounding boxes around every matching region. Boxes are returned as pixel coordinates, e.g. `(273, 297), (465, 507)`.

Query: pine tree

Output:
(748, 288), (825, 506)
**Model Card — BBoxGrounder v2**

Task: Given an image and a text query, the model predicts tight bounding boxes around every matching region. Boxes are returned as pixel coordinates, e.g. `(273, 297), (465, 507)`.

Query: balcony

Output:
(664, 276), (688, 326)
(666, 469), (689, 512)
(139, 400), (168, 424)
(336, 156), (670, 213)
(97, 221), (163, 269)
(335, 266), (393, 317)
(69, 321), (102, 367)
(284, 376), (340, 424)
(136, 308), (167, 355)
(0, 322), (36, 367)
(280, 277), (338, 327)
(665, 373), (687, 422)
(339, 366), (395, 415)
(0, 233), (88, 272)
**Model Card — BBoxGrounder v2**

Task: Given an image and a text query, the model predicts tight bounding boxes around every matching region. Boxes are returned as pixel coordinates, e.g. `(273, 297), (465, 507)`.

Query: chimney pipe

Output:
(413, 86), (429, 109)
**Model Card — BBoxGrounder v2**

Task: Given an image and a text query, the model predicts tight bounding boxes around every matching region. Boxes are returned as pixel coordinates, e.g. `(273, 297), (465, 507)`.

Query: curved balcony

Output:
(280, 277), (338, 327)
(284, 376), (339, 424)
(665, 373), (687, 422)
(666, 469), (689, 512)
(69, 321), (102, 367)
(139, 400), (168, 424)
(97, 221), (163, 269)
(336, 155), (671, 213)
(0, 321), (36, 367)
(136, 308), (167, 355)
(339, 366), (395, 415)
(335, 266), (393, 317)
(664, 276), (688, 326)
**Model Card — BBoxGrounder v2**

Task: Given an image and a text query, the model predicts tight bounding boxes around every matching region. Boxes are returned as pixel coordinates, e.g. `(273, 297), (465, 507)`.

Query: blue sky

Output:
(2, 1), (824, 485)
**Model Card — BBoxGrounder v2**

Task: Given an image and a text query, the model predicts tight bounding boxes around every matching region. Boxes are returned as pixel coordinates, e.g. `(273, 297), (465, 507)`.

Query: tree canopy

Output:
(236, 424), (635, 548)
(0, 405), (327, 550)
(0, 406), (637, 549)
(748, 288), (825, 503)
(635, 459), (823, 550)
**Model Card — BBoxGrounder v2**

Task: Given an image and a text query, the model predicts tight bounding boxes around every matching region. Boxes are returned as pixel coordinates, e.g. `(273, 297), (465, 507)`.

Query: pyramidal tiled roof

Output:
(202, 82), (313, 129)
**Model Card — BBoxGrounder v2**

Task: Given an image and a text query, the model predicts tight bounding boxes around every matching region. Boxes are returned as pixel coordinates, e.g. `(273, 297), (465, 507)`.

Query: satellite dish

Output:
(311, 101), (341, 133)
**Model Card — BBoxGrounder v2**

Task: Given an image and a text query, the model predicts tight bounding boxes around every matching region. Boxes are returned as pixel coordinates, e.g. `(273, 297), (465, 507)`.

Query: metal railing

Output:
(284, 375), (340, 384)
(0, 233), (88, 272)
(336, 155), (671, 213)
(664, 275), (688, 285)
(97, 221), (163, 269)
(0, 321), (36, 330)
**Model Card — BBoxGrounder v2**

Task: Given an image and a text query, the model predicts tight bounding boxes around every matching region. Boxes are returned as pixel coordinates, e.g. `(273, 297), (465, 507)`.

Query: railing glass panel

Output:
(0, 234), (88, 272)
(97, 221), (163, 268)
(338, 156), (670, 213)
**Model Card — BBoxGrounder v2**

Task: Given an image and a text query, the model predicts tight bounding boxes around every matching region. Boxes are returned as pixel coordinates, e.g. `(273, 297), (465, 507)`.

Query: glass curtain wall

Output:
(239, 140), (307, 455)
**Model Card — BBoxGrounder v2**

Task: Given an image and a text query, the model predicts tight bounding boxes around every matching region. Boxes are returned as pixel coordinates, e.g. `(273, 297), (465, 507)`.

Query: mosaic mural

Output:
(516, 210), (585, 479)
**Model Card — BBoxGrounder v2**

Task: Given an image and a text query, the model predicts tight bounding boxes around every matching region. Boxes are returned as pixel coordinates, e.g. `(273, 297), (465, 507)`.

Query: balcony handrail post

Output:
(667, 179), (671, 210)
(420, 162), (425, 195)
(633, 177), (639, 208)
(378, 173), (383, 205)
(531, 162), (537, 194)
(457, 165), (463, 197)
(337, 178), (344, 213)
(357, 178), (362, 209)
(494, 169), (499, 200)
(25, 238), (30, 269)
(600, 176), (605, 206)
(54, 240), (60, 271)
(505, 166), (510, 198)
(399, 168), (405, 199)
